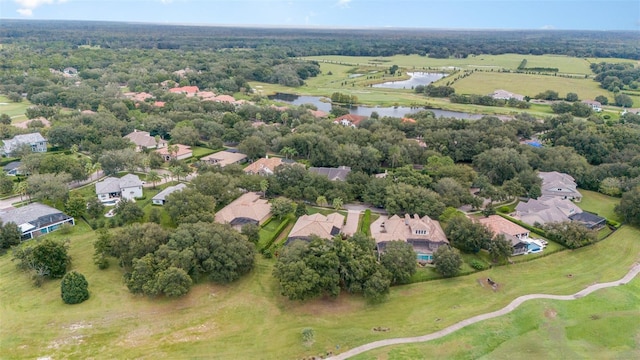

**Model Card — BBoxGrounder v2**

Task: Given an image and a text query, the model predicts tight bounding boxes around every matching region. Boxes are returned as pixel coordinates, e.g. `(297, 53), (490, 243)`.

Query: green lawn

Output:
(352, 276), (640, 360)
(578, 189), (621, 222)
(0, 95), (31, 122)
(190, 146), (216, 159)
(1, 223), (639, 359)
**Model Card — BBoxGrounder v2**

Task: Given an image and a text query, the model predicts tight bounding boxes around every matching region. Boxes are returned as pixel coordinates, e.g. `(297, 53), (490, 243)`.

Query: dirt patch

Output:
(544, 308), (557, 319)
(162, 322), (218, 343)
(478, 278), (502, 292)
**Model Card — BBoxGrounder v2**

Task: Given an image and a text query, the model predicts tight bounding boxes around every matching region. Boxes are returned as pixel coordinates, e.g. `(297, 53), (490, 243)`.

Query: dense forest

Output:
(1, 20), (639, 59)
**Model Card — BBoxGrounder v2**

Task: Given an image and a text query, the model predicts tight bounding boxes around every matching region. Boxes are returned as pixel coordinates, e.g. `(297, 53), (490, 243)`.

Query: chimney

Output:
(404, 213), (410, 225)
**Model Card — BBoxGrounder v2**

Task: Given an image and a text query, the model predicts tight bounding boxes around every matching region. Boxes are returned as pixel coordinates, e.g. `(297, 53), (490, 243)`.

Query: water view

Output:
(372, 72), (447, 89)
(268, 93), (483, 120)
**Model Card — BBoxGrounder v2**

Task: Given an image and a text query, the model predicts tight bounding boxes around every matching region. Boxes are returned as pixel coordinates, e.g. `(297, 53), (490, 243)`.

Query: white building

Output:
(2, 133), (47, 156)
(95, 174), (144, 203)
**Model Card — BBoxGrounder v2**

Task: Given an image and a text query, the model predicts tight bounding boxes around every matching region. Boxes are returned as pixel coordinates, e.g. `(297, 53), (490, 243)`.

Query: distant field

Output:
(303, 54), (637, 75)
(451, 72), (623, 103)
(0, 95), (31, 122)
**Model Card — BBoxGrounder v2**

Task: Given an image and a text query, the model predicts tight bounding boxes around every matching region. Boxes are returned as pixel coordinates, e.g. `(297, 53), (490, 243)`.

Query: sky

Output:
(1, 0), (639, 31)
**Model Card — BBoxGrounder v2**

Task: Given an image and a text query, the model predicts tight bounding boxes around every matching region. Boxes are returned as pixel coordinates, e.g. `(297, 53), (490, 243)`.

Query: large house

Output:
(309, 166), (351, 181)
(214, 192), (272, 230)
(169, 86), (199, 96)
(490, 89), (525, 101)
(515, 196), (605, 229)
(3, 133), (47, 157)
(124, 130), (167, 151)
(477, 215), (530, 256)
(0, 203), (74, 240)
(539, 171), (582, 202)
(370, 214), (449, 262)
(155, 144), (193, 161)
(286, 213), (345, 244)
(243, 157), (300, 176)
(582, 100), (602, 112)
(95, 174), (144, 203)
(201, 150), (247, 168)
(333, 114), (367, 128)
(152, 183), (187, 206)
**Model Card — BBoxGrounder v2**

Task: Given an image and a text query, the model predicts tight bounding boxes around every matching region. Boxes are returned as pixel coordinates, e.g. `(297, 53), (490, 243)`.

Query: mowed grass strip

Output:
(0, 95), (31, 122)
(578, 189), (622, 222)
(1, 223), (639, 359)
(351, 276), (640, 360)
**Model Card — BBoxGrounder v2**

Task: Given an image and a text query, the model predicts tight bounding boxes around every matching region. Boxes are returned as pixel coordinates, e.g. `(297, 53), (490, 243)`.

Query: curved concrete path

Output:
(329, 263), (640, 360)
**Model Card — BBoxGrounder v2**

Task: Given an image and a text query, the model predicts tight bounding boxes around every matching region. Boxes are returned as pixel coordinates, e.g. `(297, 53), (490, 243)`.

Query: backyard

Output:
(1, 222), (639, 359)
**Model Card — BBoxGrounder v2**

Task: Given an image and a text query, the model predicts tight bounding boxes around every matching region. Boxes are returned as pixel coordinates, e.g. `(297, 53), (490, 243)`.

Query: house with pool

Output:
(371, 214), (449, 262)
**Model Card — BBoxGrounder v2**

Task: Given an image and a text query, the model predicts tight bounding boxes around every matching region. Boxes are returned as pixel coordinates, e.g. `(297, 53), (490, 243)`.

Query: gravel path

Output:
(329, 262), (640, 360)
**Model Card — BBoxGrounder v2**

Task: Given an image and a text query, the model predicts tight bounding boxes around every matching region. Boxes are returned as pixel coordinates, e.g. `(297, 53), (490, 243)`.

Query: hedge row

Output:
(358, 209), (371, 235)
(261, 218), (291, 251)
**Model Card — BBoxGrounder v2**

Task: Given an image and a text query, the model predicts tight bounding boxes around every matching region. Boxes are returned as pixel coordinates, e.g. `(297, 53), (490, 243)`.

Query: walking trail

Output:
(329, 262), (640, 360)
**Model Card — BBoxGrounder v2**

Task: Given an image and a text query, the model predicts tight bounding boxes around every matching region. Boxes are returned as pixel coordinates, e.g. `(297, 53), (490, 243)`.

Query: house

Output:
(152, 183), (187, 206)
(124, 130), (167, 152)
(477, 215), (530, 256)
(333, 114), (367, 127)
(169, 86), (199, 96)
(2, 133), (47, 156)
(201, 150), (247, 167)
(286, 212), (345, 244)
(370, 214), (449, 262)
(0, 203), (74, 240)
(515, 196), (582, 227)
(309, 166), (351, 181)
(309, 109), (329, 118)
(63, 67), (78, 77)
(582, 100), (602, 112)
(568, 211), (607, 230)
(214, 192), (272, 230)
(155, 144), (193, 161)
(95, 174), (144, 203)
(539, 171), (582, 202)
(490, 89), (525, 101)
(211, 95), (236, 103)
(3, 161), (23, 176)
(243, 157), (300, 176)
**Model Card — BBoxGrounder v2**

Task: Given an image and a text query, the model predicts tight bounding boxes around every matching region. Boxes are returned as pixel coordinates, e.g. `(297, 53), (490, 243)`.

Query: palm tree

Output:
(332, 197), (343, 211)
(146, 170), (161, 189)
(259, 179), (269, 198)
(316, 195), (328, 207)
(169, 166), (187, 182)
(280, 146), (298, 160)
(13, 181), (28, 202)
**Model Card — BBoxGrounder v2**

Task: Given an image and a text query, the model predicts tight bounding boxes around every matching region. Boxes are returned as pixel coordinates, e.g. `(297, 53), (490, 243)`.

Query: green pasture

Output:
(451, 71), (622, 104)
(352, 275), (640, 360)
(578, 189), (621, 222)
(0, 95), (31, 122)
(303, 54), (637, 75)
(1, 219), (639, 359)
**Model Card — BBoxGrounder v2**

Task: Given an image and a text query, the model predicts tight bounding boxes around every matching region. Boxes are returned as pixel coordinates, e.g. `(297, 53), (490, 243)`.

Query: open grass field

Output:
(351, 275), (640, 360)
(303, 54), (637, 75)
(450, 71), (626, 104)
(1, 220), (639, 359)
(578, 189), (621, 222)
(0, 95), (31, 122)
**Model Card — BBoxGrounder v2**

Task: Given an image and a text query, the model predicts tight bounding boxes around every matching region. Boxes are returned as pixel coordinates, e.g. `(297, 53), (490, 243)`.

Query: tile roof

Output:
(288, 212), (345, 241)
(515, 196), (582, 226)
(243, 157), (286, 175)
(334, 114), (367, 126)
(169, 86), (199, 94)
(478, 215), (529, 237)
(201, 151), (247, 167)
(124, 130), (166, 149)
(214, 192), (271, 225)
(370, 214), (448, 244)
(539, 171), (582, 199)
(155, 144), (192, 158)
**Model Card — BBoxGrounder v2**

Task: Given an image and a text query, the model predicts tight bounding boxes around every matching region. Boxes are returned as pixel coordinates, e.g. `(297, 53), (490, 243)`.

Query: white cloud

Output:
(14, 0), (67, 17)
(16, 8), (33, 16)
(336, 0), (351, 8)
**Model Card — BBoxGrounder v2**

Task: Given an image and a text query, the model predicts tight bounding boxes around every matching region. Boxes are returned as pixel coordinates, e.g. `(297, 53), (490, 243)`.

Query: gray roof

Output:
(539, 171), (581, 199)
(3, 133), (46, 153)
(0, 203), (71, 228)
(120, 174), (144, 188)
(3, 161), (22, 171)
(152, 183), (187, 202)
(96, 174), (143, 195)
(309, 166), (351, 181)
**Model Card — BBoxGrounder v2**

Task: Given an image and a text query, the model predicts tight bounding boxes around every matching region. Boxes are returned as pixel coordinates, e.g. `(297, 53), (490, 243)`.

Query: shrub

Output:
(58, 223), (74, 235)
(498, 206), (511, 213)
(469, 259), (488, 270)
(61, 271), (89, 304)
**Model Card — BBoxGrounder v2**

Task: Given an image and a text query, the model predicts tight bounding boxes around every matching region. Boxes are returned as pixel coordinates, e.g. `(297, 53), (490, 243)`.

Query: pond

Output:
(372, 72), (447, 89)
(268, 93), (483, 120)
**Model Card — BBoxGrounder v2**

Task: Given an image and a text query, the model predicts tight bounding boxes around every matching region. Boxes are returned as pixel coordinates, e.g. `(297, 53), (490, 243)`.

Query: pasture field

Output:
(352, 276), (640, 360)
(0, 95), (31, 122)
(303, 54), (637, 75)
(1, 221), (639, 359)
(578, 189), (622, 223)
(450, 71), (620, 103)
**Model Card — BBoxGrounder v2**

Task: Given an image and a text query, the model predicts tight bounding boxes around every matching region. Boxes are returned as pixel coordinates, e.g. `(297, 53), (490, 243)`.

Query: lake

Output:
(268, 93), (483, 120)
(372, 72), (447, 89)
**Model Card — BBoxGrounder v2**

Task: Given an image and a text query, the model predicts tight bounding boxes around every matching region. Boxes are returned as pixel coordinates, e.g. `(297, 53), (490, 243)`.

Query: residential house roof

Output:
(478, 215), (529, 238)
(3, 133), (47, 154)
(197, 91), (217, 100)
(153, 101), (165, 107)
(96, 174), (143, 195)
(169, 86), (199, 95)
(309, 109), (329, 118)
(0, 203), (72, 231)
(155, 144), (192, 158)
(568, 212), (606, 229)
(201, 151), (247, 167)
(243, 157), (286, 175)
(309, 166), (351, 181)
(120, 174), (144, 188)
(214, 192), (272, 226)
(152, 183), (187, 202)
(539, 171), (582, 199)
(334, 114), (367, 127)
(3, 161), (22, 171)
(491, 89), (525, 101)
(582, 100), (602, 107)
(370, 214), (448, 244)
(287, 212), (345, 241)
(211, 95), (236, 103)
(124, 130), (166, 149)
(515, 196), (582, 226)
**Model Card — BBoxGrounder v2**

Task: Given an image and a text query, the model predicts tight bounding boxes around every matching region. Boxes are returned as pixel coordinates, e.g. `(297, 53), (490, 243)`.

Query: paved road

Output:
(329, 262), (640, 360)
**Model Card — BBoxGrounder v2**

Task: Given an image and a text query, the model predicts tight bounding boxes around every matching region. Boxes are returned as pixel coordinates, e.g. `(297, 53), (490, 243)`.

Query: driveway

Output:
(342, 210), (361, 237)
